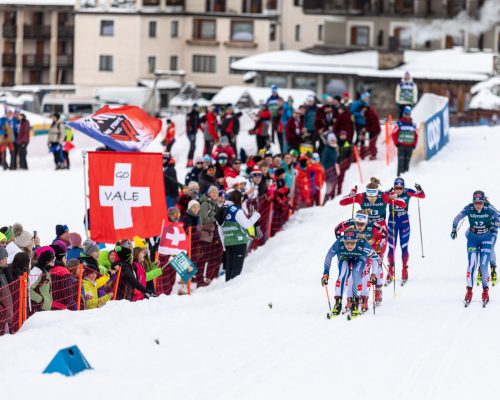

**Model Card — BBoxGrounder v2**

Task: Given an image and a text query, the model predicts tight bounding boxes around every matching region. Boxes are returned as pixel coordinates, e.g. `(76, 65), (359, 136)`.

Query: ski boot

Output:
(375, 285), (383, 305)
(476, 270), (482, 286)
(482, 287), (489, 306)
(348, 296), (361, 320)
(343, 297), (352, 314)
(360, 295), (369, 313)
(491, 265), (497, 287)
(385, 265), (395, 286)
(464, 286), (473, 307)
(401, 266), (408, 285)
(331, 296), (342, 316)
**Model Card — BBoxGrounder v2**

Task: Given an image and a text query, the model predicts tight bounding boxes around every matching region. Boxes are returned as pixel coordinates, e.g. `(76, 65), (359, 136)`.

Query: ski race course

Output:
(0, 124), (499, 400)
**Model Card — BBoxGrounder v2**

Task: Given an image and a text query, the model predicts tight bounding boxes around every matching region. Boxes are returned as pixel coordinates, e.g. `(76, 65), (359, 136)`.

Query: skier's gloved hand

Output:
(389, 191), (397, 200)
(450, 229), (457, 240)
(349, 187), (358, 198)
(415, 183), (423, 192)
(321, 274), (329, 286)
(370, 274), (377, 284)
(255, 226), (263, 240)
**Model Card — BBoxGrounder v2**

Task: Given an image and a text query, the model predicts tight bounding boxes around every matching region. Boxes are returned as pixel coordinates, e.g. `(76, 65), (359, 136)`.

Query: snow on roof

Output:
(469, 89), (500, 110)
(211, 86), (315, 107)
(138, 79), (182, 90)
(471, 76), (500, 94)
(231, 48), (493, 82)
(169, 96), (210, 108)
(0, 0), (74, 5)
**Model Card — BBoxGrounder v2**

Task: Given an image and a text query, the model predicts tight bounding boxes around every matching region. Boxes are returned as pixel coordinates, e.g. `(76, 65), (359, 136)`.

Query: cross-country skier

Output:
(387, 177), (425, 285)
(321, 229), (379, 318)
(451, 190), (499, 306)
(339, 177), (405, 286)
(334, 209), (387, 311)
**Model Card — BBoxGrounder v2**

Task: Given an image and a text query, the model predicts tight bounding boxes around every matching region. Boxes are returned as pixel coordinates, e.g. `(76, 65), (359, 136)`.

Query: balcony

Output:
(23, 25), (51, 39)
(2, 53), (16, 67)
(166, 0), (184, 11)
(57, 25), (74, 38)
(57, 54), (73, 67)
(3, 24), (17, 38)
(23, 54), (50, 68)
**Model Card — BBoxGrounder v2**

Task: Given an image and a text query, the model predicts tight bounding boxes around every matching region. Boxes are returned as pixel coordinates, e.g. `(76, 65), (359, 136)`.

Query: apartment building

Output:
(0, 1), (75, 86)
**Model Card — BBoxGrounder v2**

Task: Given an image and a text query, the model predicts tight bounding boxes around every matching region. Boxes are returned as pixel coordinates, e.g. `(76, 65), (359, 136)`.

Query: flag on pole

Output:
(88, 151), (167, 243)
(158, 222), (189, 256)
(68, 105), (162, 152)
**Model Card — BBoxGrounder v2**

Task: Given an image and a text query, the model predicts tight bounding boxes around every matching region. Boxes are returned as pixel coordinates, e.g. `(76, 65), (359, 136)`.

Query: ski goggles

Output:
(366, 188), (378, 197)
(394, 186), (404, 190)
(354, 213), (369, 224)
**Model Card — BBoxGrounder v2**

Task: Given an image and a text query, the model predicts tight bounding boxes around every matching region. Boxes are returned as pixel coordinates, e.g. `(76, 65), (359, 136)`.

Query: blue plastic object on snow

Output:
(43, 345), (92, 377)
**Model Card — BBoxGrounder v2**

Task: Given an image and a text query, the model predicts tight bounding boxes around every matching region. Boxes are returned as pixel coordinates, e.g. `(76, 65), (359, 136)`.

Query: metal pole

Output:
(82, 150), (90, 239)
(417, 198), (425, 258)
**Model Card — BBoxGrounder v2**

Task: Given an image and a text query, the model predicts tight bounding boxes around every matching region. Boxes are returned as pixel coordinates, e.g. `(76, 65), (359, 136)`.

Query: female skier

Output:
(451, 190), (499, 306)
(321, 229), (379, 319)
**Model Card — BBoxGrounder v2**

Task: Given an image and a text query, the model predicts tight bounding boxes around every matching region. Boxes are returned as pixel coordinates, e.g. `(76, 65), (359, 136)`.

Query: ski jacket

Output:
(393, 118), (418, 147)
(323, 238), (378, 275)
(340, 192), (406, 224)
(453, 204), (499, 235)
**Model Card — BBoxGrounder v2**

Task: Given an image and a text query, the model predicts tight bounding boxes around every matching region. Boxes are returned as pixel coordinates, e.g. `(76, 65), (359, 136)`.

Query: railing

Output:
(23, 25), (51, 38)
(2, 24), (16, 38)
(57, 25), (74, 38)
(2, 53), (16, 67)
(23, 54), (50, 68)
(57, 54), (73, 67)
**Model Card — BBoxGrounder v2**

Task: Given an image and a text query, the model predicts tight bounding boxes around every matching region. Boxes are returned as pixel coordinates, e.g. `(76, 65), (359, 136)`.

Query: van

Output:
(41, 95), (99, 120)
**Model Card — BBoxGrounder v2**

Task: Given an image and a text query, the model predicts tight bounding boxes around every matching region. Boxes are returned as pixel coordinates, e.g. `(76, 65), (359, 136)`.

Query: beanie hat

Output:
(115, 245), (132, 263)
(207, 185), (219, 194)
(35, 246), (55, 266)
(53, 239), (68, 254)
(194, 155), (204, 164)
(68, 232), (82, 248)
(0, 246), (7, 262)
(473, 190), (486, 202)
(0, 226), (12, 242)
(203, 154), (213, 163)
(394, 177), (405, 188)
(168, 207), (180, 220)
(220, 136), (229, 144)
(83, 239), (99, 256)
(289, 149), (299, 157)
(55, 224), (69, 237)
(0, 232), (6, 243)
(133, 236), (147, 249)
(98, 249), (111, 270)
(12, 223), (33, 249)
(403, 106), (412, 115)
(50, 243), (67, 261)
(275, 167), (286, 177)
(327, 133), (337, 142)
(188, 200), (200, 210)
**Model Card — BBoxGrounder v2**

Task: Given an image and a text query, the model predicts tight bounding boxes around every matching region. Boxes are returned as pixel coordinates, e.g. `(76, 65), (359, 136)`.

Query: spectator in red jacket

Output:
(334, 105), (354, 143)
(294, 155), (312, 208)
(203, 105), (219, 155)
(15, 113), (30, 170)
(212, 136), (235, 163)
(252, 105), (271, 151)
(309, 153), (326, 206)
(285, 109), (304, 152)
(365, 106), (382, 160)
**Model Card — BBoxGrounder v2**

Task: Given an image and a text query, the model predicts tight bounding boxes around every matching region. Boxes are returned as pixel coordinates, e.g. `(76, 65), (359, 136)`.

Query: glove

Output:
(349, 187), (358, 198)
(415, 183), (423, 192)
(450, 229), (457, 240)
(370, 274), (377, 284)
(321, 274), (329, 286)
(389, 191), (397, 200)
(255, 226), (264, 240)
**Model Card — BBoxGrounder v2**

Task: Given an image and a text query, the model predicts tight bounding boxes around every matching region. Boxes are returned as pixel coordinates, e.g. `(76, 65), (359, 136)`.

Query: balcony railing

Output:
(23, 54), (50, 68)
(57, 54), (73, 67)
(3, 24), (17, 38)
(23, 25), (51, 39)
(57, 25), (74, 38)
(2, 53), (16, 67)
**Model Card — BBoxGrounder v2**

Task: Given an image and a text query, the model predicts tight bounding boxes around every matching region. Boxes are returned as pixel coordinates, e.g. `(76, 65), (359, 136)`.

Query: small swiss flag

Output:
(158, 222), (189, 256)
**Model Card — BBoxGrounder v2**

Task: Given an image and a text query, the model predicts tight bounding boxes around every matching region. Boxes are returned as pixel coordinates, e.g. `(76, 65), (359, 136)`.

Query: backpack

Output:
(215, 205), (228, 226)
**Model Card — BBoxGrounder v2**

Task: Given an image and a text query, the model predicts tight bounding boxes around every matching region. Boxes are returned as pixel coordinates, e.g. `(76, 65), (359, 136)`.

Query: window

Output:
(230, 21), (253, 42)
(170, 55), (178, 70)
(445, 31), (464, 48)
(100, 20), (114, 36)
(318, 24), (323, 41)
(270, 23), (276, 41)
(293, 0), (303, 5)
(68, 103), (94, 114)
(295, 25), (301, 41)
(148, 56), (156, 73)
(143, 0), (160, 5)
(293, 76), (317, 92)
(229, 56), (244, 74)
(242, 0), (262, 13)
(206, 0), (225, 12)
(350, 26), (369, 46)
(193, 19), (216, 40)
(99, 55), (113, 71)
(192, 55), (216, 73)
(171, 20), (178, 37)
(394, 27), (412, 49)
(264, 75), (286, 88)
(149, 21), (157, 38)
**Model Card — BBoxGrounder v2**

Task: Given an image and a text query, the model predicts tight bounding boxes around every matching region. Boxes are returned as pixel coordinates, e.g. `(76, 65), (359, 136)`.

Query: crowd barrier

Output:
(1, 147), (366, 337)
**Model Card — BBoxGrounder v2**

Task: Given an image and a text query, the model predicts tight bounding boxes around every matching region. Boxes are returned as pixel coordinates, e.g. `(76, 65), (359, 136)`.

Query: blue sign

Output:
(425, 103), (449, 160)
(43, 345), (92, 377)
(168, 251), (198, 282)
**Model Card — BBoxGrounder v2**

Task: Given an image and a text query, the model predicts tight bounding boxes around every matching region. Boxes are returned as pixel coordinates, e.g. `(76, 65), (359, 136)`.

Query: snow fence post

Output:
(385, 120), (390, 166)
(112, 267), (122, 300)
(18, 274), (25, 330)
(76, 264), (84, 311)
(352, 145), (363, 183)
(267, 201), (273, 240)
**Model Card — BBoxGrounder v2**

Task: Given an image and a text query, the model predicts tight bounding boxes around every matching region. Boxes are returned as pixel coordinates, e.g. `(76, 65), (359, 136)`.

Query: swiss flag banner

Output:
(158, 222), (189, 256)
(88, 151), (167, 243)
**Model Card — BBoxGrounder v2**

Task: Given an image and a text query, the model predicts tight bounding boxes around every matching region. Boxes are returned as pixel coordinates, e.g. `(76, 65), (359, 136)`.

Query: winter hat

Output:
(361, 92), (370, 101)
(133, 236), (147, 249)
(0, 246), (7, 262)
(220, 136), (229, 144)
(473, 190), (486, 202)
(12, 223), (33, 249)
(115, 245), (132, 263)
(188, 200), (200, 210)
(55, 224), (69, 237)
(289, 149), (299, 158)
(207, 185), (219, 194)
(83, 239), (99, 256)
(203, 154), (213, 163)
(394, 177), (405, 188)
(68, 232), (82, 248)
(35, 246), (55, 266)
(403, 106), (412, 115)
(312, 152), (320, 161)
(168, 206), (181, 219)
(98, 249), (111, 270)
(0, 226), (12, 242)
(53, 239), (68, 254)
(250, 166), (262, 176)
(0, 232), (6, 243)
(275, 168), (286, 177)
(194, 155), (204, 164)
(50, 243), (67, 261)
(327, 133), (337, 142)
(343, 91), (350, 98)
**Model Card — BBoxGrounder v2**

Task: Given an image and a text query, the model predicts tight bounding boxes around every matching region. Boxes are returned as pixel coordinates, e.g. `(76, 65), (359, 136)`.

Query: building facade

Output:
(0, 1), (74, 86)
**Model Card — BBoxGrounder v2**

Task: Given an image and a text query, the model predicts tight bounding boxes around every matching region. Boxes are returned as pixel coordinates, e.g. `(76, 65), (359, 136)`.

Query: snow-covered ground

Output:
(0, 124), (499, 400)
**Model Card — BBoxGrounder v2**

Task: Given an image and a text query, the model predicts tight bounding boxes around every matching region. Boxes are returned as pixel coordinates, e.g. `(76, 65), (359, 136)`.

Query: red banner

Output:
(158, 222), (189, 256)
(88, 152), (167, 243)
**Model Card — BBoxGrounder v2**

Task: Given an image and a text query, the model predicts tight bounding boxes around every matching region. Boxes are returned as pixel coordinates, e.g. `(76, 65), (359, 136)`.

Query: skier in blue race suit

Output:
(387, 177), (425, 284)
(451, 190), (499, 305)
(321, 229), (379, 318)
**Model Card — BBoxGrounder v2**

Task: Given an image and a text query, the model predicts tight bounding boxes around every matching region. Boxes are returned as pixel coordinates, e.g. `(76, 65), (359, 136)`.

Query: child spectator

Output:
(80, 239), (100, 272)
(67, 232), (83, 261)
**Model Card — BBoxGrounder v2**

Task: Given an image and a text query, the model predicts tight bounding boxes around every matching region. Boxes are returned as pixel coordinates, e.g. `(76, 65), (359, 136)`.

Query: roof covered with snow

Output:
(471, 76), (500, 94)
(138, 79), (182, 90)
(231, 48), (494, 82)
(470, 89), (500, 110)
(211, 86), (315, 107)
(0, 0), (75, 5)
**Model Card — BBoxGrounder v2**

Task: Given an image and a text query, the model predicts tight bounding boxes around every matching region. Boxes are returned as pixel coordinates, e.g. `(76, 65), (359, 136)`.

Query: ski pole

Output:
(417, 198), (425, 258)
(324, 285), (332, 313)
(351, 185), (358, 218)
(392, 200), (396, 296)
(372, 281), (376, 315)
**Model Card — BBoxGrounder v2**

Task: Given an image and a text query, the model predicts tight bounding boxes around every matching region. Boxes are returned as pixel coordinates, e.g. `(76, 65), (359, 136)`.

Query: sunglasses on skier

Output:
(394, 186), (404, 190)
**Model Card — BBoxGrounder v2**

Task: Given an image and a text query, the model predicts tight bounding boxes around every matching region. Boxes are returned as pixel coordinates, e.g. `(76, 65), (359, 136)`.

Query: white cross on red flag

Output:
(88, 151), (167, 243)
(158, 222), (189, 256)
